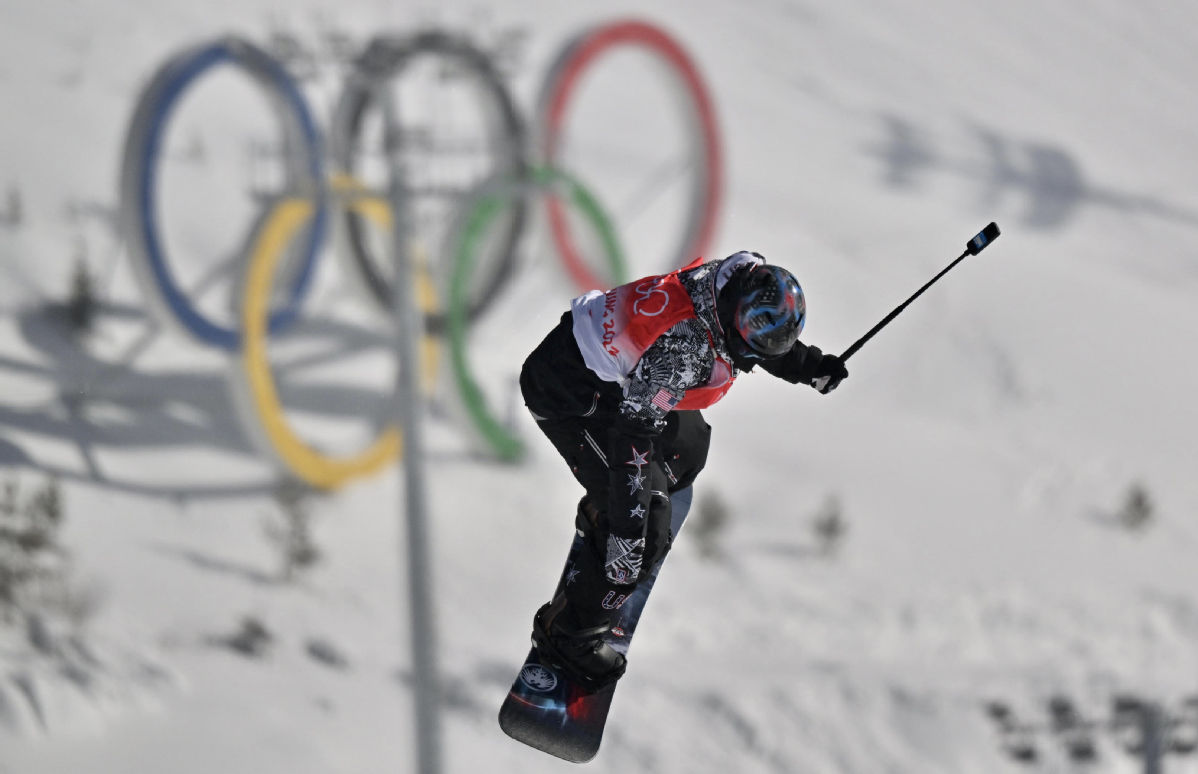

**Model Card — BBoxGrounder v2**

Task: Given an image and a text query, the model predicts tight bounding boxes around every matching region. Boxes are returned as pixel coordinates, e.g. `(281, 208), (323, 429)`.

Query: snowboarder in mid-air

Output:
(519, 251), (849, 690)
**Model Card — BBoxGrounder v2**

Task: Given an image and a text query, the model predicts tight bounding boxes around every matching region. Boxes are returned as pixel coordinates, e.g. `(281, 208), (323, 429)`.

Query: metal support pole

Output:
(1142, 703), (1163, 774)
(381, 87), (443, 774)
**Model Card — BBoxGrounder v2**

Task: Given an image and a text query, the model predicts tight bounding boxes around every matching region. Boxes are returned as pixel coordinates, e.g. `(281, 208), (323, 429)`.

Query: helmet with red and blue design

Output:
(729, 264), (806, 359)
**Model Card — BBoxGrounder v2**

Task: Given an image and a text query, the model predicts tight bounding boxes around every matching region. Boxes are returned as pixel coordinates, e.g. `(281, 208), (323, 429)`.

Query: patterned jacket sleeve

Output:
(602, 319), (714, 585)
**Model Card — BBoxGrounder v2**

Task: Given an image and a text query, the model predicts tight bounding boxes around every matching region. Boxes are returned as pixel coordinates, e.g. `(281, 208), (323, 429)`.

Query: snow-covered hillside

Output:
(3, 1), (1198, 772)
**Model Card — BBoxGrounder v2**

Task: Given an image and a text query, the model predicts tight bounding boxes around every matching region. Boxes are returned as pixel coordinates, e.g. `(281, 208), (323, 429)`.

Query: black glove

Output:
(758, 343), (848, 394)
(808, 351), (848, 394)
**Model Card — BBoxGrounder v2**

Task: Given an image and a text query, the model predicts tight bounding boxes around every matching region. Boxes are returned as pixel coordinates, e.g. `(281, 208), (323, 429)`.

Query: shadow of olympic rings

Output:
(0, 298), (401, 502)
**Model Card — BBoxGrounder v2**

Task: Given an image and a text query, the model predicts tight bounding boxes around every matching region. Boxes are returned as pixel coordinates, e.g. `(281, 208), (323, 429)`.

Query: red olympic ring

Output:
(538, 19), (724, 291)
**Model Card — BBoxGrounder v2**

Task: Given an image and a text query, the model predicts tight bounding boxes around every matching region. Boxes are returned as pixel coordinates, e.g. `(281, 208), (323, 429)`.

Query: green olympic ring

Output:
(445, 167), (625, 461)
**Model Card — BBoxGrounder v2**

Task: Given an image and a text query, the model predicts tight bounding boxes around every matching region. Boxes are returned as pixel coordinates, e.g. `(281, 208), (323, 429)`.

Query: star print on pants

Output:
(625, 446), (650, 472)
(629, 503), (646, 520)
(626, 471), (645, 495)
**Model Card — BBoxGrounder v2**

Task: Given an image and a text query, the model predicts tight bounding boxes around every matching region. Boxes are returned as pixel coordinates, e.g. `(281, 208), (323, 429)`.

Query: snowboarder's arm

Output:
(758, 342), (849, 394)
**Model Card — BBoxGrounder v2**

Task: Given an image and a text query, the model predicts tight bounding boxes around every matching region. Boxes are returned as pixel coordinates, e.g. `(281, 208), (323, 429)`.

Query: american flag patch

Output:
(651, 388), (680, 412)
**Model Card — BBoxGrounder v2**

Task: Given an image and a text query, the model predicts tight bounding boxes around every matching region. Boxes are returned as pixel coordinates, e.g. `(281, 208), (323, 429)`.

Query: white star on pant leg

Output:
(626, 472), (645, 494)
(625, 446), (650, 472)
(629, 504), (646, 520)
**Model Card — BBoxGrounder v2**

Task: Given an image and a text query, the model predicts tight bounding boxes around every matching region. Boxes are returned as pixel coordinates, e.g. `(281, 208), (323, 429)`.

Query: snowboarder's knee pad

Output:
(641, 491), (673, 571)
(574, 495), (603, 533)
(660, 410), (712, 493)
(574, 495), (612, 569)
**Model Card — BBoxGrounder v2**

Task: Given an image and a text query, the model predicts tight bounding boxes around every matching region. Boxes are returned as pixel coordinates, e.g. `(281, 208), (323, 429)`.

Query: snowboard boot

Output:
(531, 594), (626, 692)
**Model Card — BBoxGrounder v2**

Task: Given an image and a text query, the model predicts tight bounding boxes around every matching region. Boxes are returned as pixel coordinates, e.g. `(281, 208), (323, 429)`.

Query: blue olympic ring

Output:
(123, 36), (328, 349)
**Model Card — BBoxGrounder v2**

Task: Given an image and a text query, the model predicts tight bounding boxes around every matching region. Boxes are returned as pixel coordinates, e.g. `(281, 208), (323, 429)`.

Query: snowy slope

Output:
(3, 0), (1198, 772)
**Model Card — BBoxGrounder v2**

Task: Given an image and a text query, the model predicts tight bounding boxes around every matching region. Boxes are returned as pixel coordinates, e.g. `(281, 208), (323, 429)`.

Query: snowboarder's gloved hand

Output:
(758, 342), (848, 394)
(808, 351), (848, 394)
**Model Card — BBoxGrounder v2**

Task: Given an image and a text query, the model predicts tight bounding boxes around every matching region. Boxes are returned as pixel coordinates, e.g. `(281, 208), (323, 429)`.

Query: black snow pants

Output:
(520, 312), (712, 626)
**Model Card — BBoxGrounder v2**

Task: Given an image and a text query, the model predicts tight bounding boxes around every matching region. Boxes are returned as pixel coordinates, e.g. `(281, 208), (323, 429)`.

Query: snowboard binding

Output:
(532, 596), (626, 692)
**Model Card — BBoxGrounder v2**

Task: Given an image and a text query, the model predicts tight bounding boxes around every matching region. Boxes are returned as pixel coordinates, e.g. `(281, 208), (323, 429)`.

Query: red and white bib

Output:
(571, 258), (742, 410)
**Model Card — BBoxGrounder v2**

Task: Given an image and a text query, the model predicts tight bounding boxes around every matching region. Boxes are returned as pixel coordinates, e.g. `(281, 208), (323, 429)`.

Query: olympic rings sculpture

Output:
(117, 20), (723, 487)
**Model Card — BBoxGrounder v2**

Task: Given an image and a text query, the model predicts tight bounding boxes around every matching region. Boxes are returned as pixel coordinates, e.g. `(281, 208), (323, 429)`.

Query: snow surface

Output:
(3, 0), (1198, 772)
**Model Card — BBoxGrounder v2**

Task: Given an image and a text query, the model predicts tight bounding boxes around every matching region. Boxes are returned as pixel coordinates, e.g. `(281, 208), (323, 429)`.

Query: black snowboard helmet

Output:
(722, 263), (806, 360)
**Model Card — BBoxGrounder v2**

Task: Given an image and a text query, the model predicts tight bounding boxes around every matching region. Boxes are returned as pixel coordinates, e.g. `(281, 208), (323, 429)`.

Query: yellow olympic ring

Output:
(237, 183), (439, 490)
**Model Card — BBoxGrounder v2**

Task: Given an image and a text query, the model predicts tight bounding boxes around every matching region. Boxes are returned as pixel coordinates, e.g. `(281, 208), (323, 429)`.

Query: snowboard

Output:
(499, 487), (692, 763)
